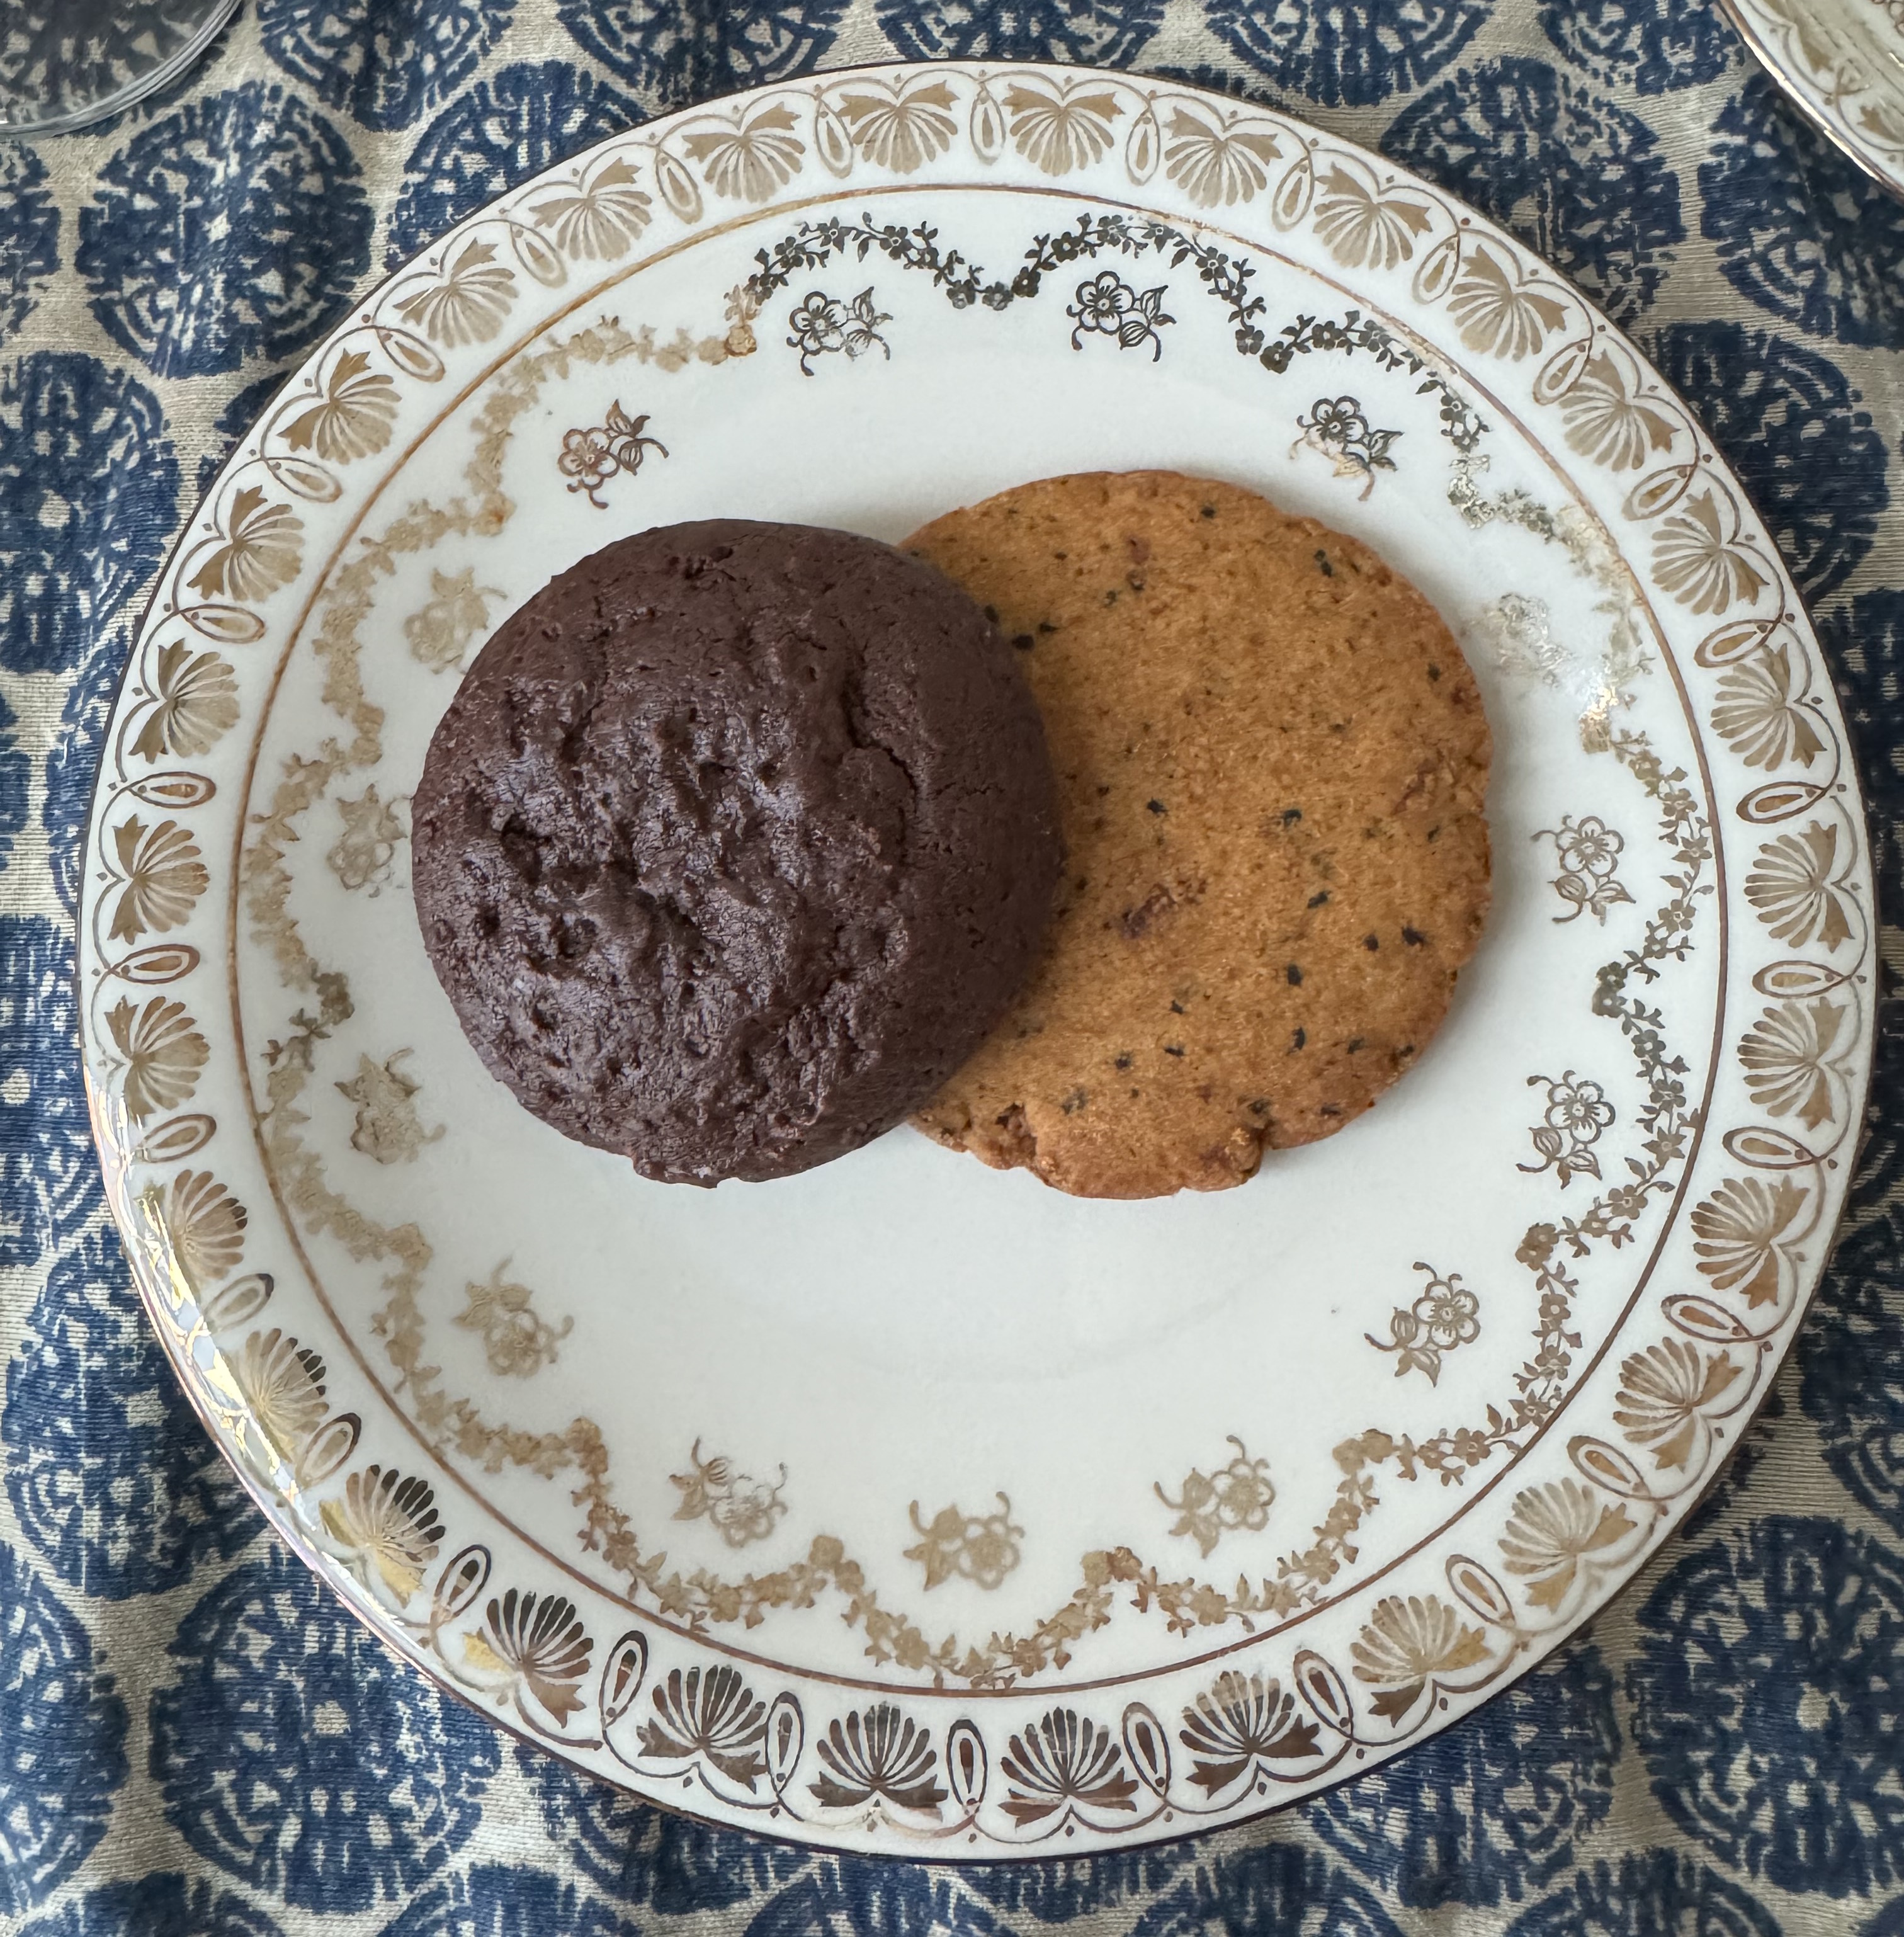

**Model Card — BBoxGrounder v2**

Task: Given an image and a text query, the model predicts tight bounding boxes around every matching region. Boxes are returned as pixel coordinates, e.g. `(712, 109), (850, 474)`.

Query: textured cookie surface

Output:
(412, 520), (1062, 1185)
(906, 472), (1492, 1199)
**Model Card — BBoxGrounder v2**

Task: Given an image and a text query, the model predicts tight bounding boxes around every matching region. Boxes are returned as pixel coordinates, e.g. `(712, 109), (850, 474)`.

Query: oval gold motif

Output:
(1291, 1647), (1352, 1734)
(765, 1691), (804, 1795)
(1446, 1554), (1516, 1627)
(110, 942), (201, 984)
(1272, 147), (1315, 229)
(652, 145), (703, 222)
(178, 601), (266, 644)
(1753, 959), (1852, 999)
(262, 453), (341, 503)
(1410, 227), (1462, 304)
(599, 1630), (650, 1730)
(1722, 1123), (1820, 1169)
(433, 1543), (492, 1624)
(1694, 615), (1780, 667)
(1623, 462), (1697, 521)
(297, 1411), (361, 1487)
(813, 96), (854, 176)
(126, 770), (217, 810)
(511, 222), (566, 288)
(945, 1717), (987, 1809)
(374, 325), (446, 383)
(1738, 780), (1830, 824)
(1567, 1433), (1650, 1499)
(1121, 1701), (1171, 1793)
(968, 81), (1004, 163)
(1532, 331), (1594, 404)
(201, 1271), (274, 1331)
(1124, 103), (1159, 184)
(133, 1111), (216, 1163)
(1662, 1294), (1755, 1344)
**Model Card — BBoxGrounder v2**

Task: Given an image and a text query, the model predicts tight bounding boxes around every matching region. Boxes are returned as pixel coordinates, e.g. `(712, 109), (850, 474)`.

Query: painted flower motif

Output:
(281, 348), (399, 462)
(160, 1169), (246, 1289)
(638, 1666), (770, 1786)
(1499, 1479), (1637, 1610)
(393, 238), (516, 348)
(1738, 997), (1849, 1131)
(1613, 1336), (1742, 1469)
(105, 995), (208, 1122)
(1745, 822), (1853, 949)
(129, 641), (239, 763)
(404, 565), (502, 673)
(1446, 244), (1570, 359)
(1419, 1278), (1481, 1348)
(455, 1262), (570, 1377)
(1065, 271), (1173, 358)
(1546, 1074), (1614, 1138)
(1155, 1438), (1276, 1558)
(1312, 166), (1434, 269)
(809, 1705), (946, 1813)
(1653, 490), (1771, 616)
(1691, 1175), (1807, 1308)
(530, 157), (652, 260)
(1000, 1708), (1138, 1823)
(1349, 1594), (1490, 1721)
(319, 1464), (444, 1605)
(1711, 645), (1826, 769)
(905, 1492), (1024, 1589)
(1179, 1671), (1319, 1794)
(1003, 82), (1122, 175)
(469, 1589), (592, 1725)
(683, 103), (804, 202)
(108, 815), (208, 944)
(337, 1051), (441, 1164)
(669, 1441), (788, 1550)
(836, 80), (958, 173)
(327, 787), (407, 895)
(1161, 109), (1281, 206)
(1551, 813), (1621, 877)
(186, 486), (304, 602)
(233, 1327), (329, 1455)
(1558, 349), (1681, 471)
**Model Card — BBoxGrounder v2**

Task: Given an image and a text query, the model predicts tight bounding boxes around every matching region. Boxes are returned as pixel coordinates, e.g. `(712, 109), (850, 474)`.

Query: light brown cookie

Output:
(905, 470), (1492, 1200)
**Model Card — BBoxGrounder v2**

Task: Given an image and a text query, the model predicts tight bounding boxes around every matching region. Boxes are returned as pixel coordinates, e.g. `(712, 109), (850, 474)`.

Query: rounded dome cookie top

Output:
(411, 519), (1063, 1186)
(906, 471), (1492, 1200)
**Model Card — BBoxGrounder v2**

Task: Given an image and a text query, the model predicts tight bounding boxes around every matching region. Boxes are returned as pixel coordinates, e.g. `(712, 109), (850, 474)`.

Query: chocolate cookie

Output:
(411, 520), (1062, 1185)
(906, 472), (1492, 1199)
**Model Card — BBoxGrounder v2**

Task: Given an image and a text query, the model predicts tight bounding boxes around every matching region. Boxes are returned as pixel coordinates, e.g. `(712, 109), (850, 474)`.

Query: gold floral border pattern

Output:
(1719, 0), (1904, 183)
(226, 220), (1704, 1691)
(77, 64), (1877, 1855)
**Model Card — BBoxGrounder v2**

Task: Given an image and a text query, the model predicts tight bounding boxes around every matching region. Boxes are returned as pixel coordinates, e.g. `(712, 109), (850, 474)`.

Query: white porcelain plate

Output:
(79, 62), (1878, 1856)
(1719, 0), (1904, 196)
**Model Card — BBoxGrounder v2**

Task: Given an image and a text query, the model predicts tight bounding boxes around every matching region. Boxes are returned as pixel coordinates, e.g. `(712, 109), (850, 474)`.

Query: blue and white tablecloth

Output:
(1, 1), (1900, 1931)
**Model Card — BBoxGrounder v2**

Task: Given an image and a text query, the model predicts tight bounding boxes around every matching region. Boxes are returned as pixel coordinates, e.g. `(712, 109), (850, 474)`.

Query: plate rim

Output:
(76, 53), (1882, 1856)
(1714, 0), (1904, 202)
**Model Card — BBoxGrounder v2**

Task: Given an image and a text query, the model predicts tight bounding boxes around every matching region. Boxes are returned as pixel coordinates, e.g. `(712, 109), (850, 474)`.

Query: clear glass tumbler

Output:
(0, 0), (242, 137)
